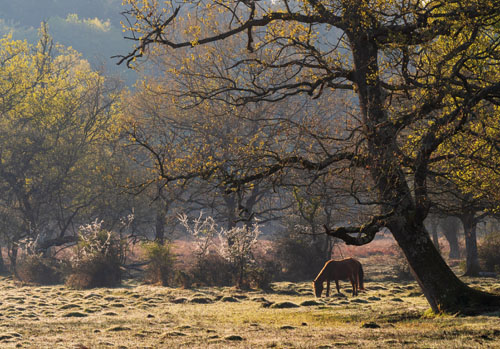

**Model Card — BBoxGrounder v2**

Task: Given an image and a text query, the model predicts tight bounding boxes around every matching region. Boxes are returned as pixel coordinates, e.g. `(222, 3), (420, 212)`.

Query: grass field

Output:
(1, 254), (499, 349)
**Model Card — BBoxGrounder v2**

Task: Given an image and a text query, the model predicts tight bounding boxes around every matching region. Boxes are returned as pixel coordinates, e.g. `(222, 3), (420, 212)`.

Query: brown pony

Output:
(313, 258), (364, 297)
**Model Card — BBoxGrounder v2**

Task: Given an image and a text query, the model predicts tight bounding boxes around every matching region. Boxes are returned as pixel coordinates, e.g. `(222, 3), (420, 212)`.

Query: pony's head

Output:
(313, 280), (323, 297)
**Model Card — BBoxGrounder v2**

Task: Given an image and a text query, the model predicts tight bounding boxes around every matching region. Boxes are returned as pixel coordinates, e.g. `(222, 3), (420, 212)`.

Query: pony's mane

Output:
(313, 263), (328, 282)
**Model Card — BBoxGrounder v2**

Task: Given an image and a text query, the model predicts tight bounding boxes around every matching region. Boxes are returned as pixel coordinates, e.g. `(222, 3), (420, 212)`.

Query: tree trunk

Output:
(324, 236), (335, 261)
(460, 212), (481, 276)
(8, 244), (18, 275)
(348, 32), (500, 314)
(155, 207), (166, 244)
(0, 247), (6, 273)
(425, 218), (440, 252)
(440, 217), (461, 259)
(388, 219), (499, 314)
(221, 191), (238, 227)
(432, 229), (440, 252)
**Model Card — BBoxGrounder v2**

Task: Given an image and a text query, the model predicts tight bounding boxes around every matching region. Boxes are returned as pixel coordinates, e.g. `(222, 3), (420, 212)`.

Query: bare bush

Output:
(66, 220), (126, 289)
(16, 254), (68, 285)
(179, 212), (261, 287)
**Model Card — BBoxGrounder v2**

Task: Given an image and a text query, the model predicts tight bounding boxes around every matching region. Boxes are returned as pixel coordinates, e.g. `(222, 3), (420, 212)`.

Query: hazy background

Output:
(0, 0), (136, 85)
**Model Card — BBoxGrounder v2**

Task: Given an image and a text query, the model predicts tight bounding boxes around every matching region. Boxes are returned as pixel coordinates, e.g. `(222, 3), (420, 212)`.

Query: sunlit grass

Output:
(0, 269), (498, 348)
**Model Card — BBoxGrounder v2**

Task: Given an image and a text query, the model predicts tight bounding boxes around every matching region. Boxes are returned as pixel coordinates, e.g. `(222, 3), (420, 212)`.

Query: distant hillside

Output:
(0, 0), (136, 85)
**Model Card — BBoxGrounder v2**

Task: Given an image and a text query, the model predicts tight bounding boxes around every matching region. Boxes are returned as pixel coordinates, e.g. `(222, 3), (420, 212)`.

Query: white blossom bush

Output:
(75, 220), (126, 263)
(178, 212), (217, 259)
(179, 212), (262, 287)
(216, 222), (260, 287)
(66, 219), (126, 289)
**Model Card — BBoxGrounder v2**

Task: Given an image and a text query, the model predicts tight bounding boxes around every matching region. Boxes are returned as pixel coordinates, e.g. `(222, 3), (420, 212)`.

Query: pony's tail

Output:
(358, 263), (365, 290)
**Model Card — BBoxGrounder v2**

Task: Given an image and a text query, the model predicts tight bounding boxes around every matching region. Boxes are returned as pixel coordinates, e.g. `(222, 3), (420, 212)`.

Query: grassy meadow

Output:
(1, 251), (499, 349)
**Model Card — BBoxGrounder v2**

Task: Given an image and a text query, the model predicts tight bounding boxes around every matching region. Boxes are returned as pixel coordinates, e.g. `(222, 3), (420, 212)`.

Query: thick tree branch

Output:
(323, 211), (392, 246)
(116, 9), (342, 67)
(225, 151), (357, 191)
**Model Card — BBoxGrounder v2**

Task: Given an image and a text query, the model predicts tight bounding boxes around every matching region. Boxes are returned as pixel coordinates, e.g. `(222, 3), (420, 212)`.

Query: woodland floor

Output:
(0, 253), (499, 348)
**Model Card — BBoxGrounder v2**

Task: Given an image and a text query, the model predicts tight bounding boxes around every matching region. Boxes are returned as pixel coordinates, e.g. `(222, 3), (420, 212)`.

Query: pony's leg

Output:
(335, 279), (340, 294)
(355, 271), (359, 294)
(349, 276), (356, 296)
(326, 280), (330, 297)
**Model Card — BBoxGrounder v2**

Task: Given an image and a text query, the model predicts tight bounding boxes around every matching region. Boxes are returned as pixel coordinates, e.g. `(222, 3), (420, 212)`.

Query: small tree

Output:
(142, 241), (176, 286)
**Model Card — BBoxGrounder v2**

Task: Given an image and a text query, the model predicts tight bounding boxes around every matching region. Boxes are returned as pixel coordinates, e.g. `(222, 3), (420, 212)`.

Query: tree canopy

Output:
(0, 26), (124, 262)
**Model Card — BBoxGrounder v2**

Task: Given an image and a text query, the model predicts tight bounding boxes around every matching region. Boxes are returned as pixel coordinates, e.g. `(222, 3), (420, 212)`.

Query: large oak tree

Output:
(117, 0), (500, 313)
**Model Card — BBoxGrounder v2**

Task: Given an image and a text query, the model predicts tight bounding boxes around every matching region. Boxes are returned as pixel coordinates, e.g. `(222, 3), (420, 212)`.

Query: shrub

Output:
(248, 260), (277, 290)
(16, 254), (68, 285)
(66, 220), (126, 289)
(142, 241), (176, 286)
(190, 252), (233, 286)
(478, 231), (500, 273)
(273, 234), (331, 281)
(393, 259), (414, 281)
(174, 270), (193, 289)
(247, 243), (280, 290)
(216, 222), (261, 288)
(66, 253), (122, 289)
(179, 212), (262, 288)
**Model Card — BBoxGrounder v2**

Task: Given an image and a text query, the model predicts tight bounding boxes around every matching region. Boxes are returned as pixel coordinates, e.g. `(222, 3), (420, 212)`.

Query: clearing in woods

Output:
(0, 253), (499, 348)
